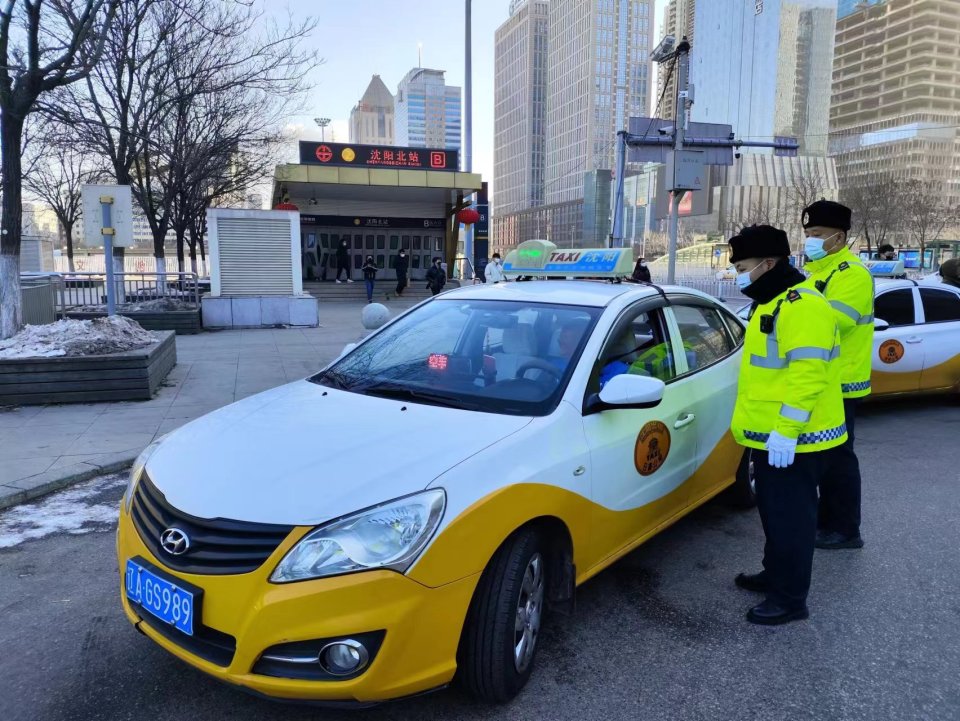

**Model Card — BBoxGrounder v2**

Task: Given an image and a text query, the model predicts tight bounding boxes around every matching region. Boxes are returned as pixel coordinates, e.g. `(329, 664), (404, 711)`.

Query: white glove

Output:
(765, 430), (798, 469)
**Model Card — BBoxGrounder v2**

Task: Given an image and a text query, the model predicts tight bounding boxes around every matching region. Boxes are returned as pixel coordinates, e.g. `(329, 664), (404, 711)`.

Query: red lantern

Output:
(457, 207), (480, 227)
(274, 201), (299, 211)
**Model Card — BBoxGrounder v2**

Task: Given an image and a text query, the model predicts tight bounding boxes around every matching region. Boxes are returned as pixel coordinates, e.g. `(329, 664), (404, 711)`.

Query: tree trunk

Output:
(0, 113), (25, 339)
(65, 223), (77, 273)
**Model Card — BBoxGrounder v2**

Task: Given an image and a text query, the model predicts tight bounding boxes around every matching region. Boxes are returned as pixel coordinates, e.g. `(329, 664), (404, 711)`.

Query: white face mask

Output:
(736, 261), (765, 291)
(804, 232), (839, 261)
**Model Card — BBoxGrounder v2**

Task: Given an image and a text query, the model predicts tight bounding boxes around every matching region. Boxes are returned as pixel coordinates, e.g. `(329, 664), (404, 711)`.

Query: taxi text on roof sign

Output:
(502, 239), (635, 278)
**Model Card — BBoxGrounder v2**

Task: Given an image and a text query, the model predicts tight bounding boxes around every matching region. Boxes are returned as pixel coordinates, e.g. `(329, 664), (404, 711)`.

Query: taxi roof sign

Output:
(864, 259), (905, 277)
(503, 239), (634, 279)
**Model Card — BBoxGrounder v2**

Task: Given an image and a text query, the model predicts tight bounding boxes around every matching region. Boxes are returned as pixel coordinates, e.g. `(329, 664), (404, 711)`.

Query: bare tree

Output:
(0, 0), (119, 339)
(901, 179), (956, 269)
(24, 124), (105, 271)
(841, 173), (906, 256)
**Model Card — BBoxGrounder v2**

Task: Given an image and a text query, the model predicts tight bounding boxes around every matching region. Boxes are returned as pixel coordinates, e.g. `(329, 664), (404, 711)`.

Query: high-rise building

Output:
(684, 0), (840, 239)
(830, 0), (960, 208)
(544, 0), (655, 208)
(394, 68), (462, 152)
(349, 75), (395, 146)
(656, 0), (695, 122)
(493, 0), (550, 218)
(690, 0), (837, 156)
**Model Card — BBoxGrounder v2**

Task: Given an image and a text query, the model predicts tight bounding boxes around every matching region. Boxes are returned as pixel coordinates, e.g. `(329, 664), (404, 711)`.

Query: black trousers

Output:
(336, 261), (350, 280)
(754, 449), (825, 609)
(817, 399), (862, 538)
(396, 273), (408, 294)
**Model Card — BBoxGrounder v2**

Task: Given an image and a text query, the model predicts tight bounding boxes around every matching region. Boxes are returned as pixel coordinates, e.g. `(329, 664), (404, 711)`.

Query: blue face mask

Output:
(736, 262), (763, 291)
(804, 233), (838, 261)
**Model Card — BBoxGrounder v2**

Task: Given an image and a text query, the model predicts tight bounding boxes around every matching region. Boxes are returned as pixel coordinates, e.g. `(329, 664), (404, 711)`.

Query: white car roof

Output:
(876, 278), (921, 292)
(442, 280), (718, 308)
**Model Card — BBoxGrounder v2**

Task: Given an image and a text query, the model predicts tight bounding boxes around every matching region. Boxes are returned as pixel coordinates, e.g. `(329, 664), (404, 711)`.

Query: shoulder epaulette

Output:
(838, 261), (849, 271)
(786, 289), (802, 303)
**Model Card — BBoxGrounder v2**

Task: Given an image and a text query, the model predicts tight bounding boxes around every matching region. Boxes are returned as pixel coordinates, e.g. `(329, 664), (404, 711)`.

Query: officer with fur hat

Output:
(729, 225), (846, 625)
(801, 199), (874, 551)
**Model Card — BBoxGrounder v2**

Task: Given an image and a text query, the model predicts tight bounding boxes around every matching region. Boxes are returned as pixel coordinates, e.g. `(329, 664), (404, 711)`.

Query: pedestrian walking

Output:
(395, 248), (409, 296)
(335, 239), (353, 283)
(801, 199), (873, 550)
(362, 255), (378, 303)
(631, 257), (652, 283)
(426, 257), (446, 296)
(729, 224), (847, 625)
(485, 253), (506, 284)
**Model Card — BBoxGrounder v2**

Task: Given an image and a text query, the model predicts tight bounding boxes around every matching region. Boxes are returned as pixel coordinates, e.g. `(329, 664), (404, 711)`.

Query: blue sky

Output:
(263, 0), (668, 196)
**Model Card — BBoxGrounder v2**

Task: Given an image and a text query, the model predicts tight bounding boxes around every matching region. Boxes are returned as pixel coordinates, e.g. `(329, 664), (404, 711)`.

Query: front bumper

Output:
(116, 505), (479, 703)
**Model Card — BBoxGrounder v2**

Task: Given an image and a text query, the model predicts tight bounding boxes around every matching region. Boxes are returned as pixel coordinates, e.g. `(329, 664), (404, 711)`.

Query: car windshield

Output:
(311, 299), (602, 416)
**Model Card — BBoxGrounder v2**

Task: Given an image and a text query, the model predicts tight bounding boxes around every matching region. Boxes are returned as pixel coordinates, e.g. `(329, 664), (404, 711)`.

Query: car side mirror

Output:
(584, 374), (665, 415)
(874, 318), (889, 331)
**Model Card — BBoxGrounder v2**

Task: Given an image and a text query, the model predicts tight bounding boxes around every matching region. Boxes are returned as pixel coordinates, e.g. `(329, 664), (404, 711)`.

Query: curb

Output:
(0, 453), (137, 512)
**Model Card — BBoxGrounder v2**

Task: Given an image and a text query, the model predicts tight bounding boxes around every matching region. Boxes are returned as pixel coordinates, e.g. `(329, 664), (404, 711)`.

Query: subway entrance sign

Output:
(298, 141), (459, 171)
(502, 239), (634, 279)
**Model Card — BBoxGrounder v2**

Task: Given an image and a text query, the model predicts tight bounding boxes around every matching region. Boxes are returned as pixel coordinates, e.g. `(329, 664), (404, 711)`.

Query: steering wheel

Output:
(516, 358), (564, 382)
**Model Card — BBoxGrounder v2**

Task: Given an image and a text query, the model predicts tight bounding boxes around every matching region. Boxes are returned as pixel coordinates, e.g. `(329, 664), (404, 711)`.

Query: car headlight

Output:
(124, 437), (165, 511)
(270, 489), (446, 583)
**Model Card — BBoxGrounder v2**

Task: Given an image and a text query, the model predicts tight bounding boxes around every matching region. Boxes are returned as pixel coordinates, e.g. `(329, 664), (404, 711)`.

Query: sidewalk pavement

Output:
(0, 301), (419, 510)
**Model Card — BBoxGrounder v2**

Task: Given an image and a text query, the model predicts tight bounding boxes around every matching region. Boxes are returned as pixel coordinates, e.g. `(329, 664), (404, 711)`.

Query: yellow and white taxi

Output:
(117, 269), (750, 706)
(871, 278), (960, 396)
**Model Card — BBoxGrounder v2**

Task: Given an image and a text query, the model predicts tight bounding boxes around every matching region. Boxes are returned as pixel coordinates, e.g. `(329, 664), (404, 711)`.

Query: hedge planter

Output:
(0, 332), (177, 405)
(65, 310), (201, 335)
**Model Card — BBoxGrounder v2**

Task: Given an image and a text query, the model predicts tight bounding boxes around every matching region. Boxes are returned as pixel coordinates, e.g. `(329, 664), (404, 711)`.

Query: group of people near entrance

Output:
(333, 239), (447, 302)
(730, 199), (872, 626)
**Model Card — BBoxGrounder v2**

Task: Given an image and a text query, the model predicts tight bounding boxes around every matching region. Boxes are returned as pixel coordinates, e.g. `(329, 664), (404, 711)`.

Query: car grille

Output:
(134, 603), (237, 668)
(130, 473), (294, 575)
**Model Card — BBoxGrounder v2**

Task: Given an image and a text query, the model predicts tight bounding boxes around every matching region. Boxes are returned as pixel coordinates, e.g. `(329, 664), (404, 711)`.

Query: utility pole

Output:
(463, 0), (474, 279)
(314, 117), (331, 142)
(611, 36), (799, 284)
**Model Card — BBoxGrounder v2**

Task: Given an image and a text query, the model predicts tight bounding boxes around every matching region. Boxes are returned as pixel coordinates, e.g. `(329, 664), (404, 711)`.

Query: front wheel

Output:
(458, 529), (547, 703)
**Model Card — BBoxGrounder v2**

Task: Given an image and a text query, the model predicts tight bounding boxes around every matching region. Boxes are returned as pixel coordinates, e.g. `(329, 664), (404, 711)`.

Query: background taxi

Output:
(117, 280), (751, 706)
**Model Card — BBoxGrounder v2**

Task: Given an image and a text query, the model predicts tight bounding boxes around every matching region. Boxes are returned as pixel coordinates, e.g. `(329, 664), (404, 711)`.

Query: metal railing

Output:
(654, 275), (743, 301)
(20, 273), (62, 325)
(56, 272), (203, 315)
(452, 255), (479, 283)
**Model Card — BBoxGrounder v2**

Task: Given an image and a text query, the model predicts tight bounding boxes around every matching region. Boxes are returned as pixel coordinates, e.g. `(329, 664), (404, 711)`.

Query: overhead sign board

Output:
(81, 184), (133, 248)
(298, 141), (459, 171)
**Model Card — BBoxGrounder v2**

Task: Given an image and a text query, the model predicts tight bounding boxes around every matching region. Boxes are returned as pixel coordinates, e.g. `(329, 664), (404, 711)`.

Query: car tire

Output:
(726, 448), (757, 508)
(458, 528), (547, 703)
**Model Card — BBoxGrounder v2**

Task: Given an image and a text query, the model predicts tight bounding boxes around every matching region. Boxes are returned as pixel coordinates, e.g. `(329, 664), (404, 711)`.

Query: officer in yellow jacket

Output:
(801, 200), (874, 550)
(729, 225), (847, 625)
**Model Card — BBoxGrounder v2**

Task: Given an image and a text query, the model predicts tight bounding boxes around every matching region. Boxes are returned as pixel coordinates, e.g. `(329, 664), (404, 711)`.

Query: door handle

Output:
(906, 336), (923, 344)
(674, 413), (696, 429)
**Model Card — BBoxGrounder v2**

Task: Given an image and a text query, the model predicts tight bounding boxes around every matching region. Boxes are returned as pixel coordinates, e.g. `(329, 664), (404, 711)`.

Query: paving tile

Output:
(0, 457), (56, 484)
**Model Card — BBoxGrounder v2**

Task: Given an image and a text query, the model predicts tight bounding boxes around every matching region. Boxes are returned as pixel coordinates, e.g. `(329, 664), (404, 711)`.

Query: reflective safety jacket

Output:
(732, 286), (848, 453)
(803, 247), (875, 398)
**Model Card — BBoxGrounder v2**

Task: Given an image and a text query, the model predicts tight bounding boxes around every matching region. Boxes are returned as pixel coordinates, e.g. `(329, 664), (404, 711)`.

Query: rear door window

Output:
(919, 288), (960, 323)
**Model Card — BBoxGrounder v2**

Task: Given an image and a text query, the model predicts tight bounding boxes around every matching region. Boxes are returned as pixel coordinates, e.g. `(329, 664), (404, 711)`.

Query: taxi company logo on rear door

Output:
(879, 339), (905, 364)
(634, 421), (671, 476)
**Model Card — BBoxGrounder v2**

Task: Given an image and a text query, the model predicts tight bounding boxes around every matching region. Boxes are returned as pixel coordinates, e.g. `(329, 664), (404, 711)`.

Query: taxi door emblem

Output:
(879, 339), (904, 364)
(634, 421), (671, 476)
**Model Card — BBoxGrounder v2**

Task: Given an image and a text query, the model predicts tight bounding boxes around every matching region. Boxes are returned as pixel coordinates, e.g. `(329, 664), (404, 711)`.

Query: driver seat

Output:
(493, 324), (539, 381)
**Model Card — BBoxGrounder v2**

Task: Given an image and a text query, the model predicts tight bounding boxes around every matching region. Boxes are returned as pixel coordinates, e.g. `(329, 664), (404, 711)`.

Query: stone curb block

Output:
(0, 452), (137, 511)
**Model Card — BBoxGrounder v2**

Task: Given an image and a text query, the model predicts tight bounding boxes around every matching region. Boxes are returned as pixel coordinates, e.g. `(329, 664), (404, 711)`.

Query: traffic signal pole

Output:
(611, 37), (799, 284)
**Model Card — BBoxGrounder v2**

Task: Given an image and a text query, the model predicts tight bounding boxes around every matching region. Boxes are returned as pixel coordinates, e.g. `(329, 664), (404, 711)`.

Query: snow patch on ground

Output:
(72, 297), (197, 313)
(0, 473), (126, 548)
(0, 316), (159, 359)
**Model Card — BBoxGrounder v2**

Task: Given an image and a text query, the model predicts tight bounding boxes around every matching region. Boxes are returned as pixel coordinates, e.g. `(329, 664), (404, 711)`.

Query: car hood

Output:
(145, 381), (532, 526)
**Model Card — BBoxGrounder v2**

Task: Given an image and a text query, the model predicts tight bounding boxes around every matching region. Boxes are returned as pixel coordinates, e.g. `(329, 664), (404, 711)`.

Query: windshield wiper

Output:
(356, 382), (477, 410)
(313, 369), (354, 390)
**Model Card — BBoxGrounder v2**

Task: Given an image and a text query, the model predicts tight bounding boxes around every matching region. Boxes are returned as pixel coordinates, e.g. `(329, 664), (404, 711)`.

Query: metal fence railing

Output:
(652, 275), (742, 301)
(20, 273), (61, 325)
(56, 272), (202, 315)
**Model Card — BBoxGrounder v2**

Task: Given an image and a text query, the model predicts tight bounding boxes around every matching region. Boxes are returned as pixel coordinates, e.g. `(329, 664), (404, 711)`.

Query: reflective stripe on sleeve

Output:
(779, 404), (812, 423)
(830, 299), (873, 325)
(744, 423), (846, 446)
(841, 380), (871, 393)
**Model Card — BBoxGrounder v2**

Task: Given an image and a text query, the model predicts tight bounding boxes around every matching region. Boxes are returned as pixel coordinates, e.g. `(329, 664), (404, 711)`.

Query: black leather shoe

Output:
(746, 600), (809, 626)
(815, 531), (864, 550)
(735, 572), (770, 593)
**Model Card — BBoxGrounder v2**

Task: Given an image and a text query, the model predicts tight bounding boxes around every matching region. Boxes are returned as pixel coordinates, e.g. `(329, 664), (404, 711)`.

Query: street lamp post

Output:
(314, 117), (331, 142)
(464, 0), (474, 278)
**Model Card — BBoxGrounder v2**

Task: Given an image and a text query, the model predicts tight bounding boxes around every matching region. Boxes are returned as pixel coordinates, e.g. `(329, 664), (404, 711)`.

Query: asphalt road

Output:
(1, 396), (958, 721)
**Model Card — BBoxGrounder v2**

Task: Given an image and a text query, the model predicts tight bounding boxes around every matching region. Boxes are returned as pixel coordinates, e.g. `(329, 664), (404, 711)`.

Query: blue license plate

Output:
(125, 559), (195, 636)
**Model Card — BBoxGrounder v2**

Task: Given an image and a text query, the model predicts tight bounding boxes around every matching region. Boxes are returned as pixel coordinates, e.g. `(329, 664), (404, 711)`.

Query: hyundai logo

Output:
(160, 527), (190, 556)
